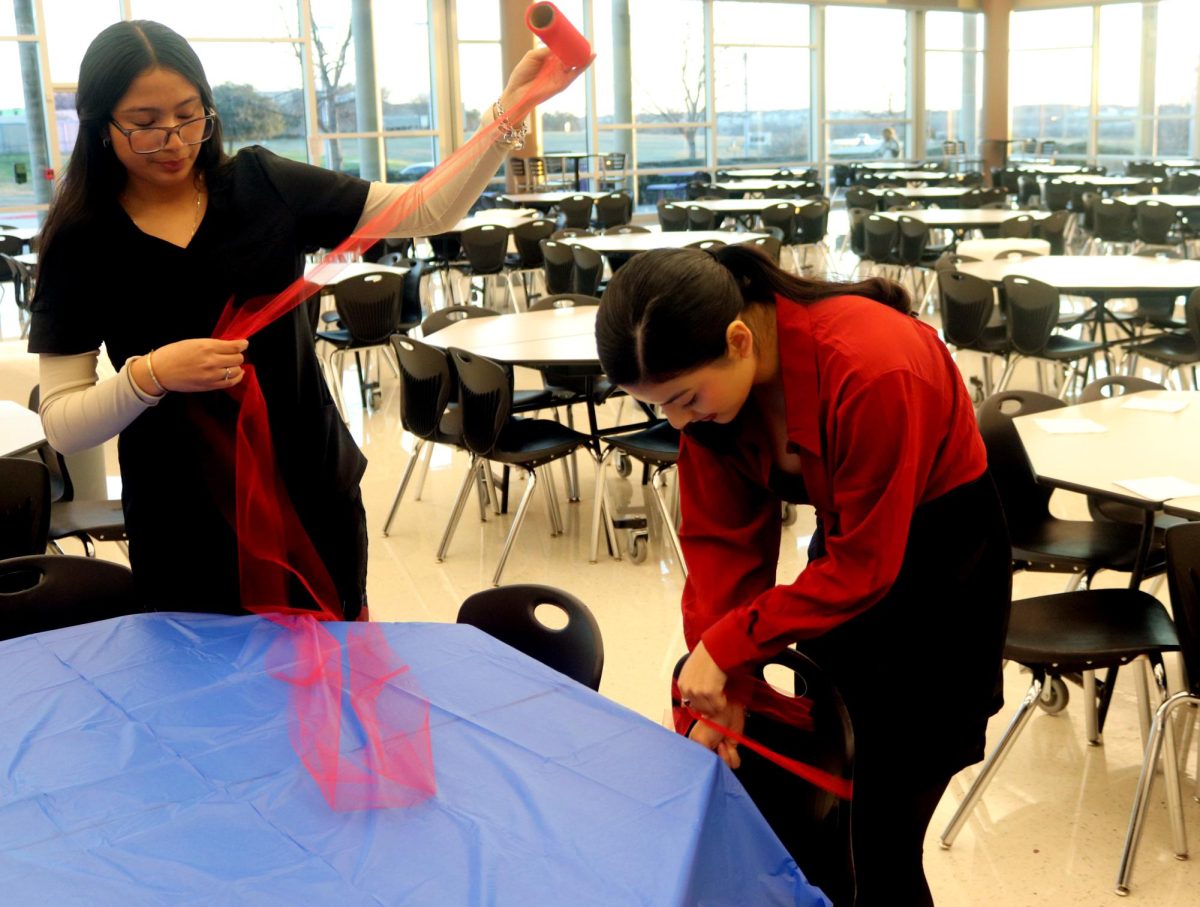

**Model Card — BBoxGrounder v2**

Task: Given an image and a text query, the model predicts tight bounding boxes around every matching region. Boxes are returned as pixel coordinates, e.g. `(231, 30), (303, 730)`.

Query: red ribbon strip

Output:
(675, 674), (854, 802)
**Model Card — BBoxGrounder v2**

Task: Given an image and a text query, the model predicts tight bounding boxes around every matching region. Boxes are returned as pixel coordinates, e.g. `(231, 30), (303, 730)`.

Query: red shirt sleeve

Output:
(698, 368), (964, 674)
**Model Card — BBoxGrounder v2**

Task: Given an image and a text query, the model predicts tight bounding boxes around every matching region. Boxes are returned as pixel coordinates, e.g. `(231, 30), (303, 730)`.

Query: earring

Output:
(101, 136), (110, 148)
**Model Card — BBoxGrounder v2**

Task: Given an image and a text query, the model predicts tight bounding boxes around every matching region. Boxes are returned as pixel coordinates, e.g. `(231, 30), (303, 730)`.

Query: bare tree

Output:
(284, 5), (353, 171)
(646, 45), (706, 163)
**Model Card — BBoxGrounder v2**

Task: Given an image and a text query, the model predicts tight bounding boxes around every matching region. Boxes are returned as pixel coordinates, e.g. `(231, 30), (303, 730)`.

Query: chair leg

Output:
(382, 439), (424, 537)
(413, 441), (435, 501)
(650, 467), (687, 579)
(542, 465), (564, 535)
(1115, 689), (1195, 895)
(1083, 668), (1101, 745)
(436, 456), (480, 562)
(475, 458), (492, 522)
(940, 675), (1044, 848)
(590, 447), (615, 564)
(326, 348), (348, 422)
(492, 467), (540, 586)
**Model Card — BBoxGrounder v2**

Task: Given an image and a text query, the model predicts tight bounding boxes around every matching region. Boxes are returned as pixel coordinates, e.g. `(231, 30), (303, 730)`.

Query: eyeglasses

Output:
(108, 111), (217, 154)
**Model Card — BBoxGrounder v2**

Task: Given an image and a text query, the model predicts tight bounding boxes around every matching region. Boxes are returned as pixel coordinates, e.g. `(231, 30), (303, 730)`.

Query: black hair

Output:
(595, 244), (911, 386)
(38, 20), (228, 265)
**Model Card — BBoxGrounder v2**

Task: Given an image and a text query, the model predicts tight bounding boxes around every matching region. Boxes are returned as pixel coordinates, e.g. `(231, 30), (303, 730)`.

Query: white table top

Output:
(565, 230), (766, 254)
(502, 191), (608, 205)
(422, 306), (599, 367)
(955, 238), (1051, 260)
(1014, 391), (1200, 506)
(1120, 194), (1200, 209)
(882, 171), (950, 182)
(718, 168), (799, 180)
(1, 399), (45, 457)
(0, 227), (37, 242)
(13, 252), (36, 266)
(686, 198), (820, 214)
(867, 186), (970, 199)
(713, 180), (811, 194)
(1013, 164), (1086, 175)
(303, 260), (410, 287)
(449, 208), (540, 232)
(1165, 496), (1200, 519)
(876, 209), (1050, 228)
(1056, 175), (1148, 188)
(859, 161), (923, 170)
(957, 254), (1200, 293)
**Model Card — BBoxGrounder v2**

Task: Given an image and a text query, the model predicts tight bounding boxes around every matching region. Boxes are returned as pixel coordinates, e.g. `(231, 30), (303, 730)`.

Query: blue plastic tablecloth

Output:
(0, 614), (829, 906)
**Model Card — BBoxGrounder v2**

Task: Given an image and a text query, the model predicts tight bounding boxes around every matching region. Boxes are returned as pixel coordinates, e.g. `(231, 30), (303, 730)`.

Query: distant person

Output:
(879, 126), (901, 159)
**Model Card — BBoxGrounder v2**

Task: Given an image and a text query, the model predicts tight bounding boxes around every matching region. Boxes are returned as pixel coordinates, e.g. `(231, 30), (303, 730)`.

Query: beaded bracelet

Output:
(145, 348), (167, 395)
(492, 98), (529, 151)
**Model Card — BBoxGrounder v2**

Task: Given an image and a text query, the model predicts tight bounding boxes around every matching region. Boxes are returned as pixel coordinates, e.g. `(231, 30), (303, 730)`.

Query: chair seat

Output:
(317, 327), (415, 348)
(1036, 334), (1105, 361)
(49, 500), (126, 542)
(513, 387), (559, 412)
(604, 420), (681, 467)
(491, 418), (590, 467)
(1125, 333), (1200, 366)
(431, 408), (463, 446)
(1011, 518), (1165, 573)
(1005, 589), (1178, 671)
(969, 325), (1010, 354)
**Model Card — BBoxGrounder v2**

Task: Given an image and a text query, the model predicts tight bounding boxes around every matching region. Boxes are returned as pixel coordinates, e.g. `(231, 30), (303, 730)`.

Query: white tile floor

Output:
(3, 248), (1199, 905)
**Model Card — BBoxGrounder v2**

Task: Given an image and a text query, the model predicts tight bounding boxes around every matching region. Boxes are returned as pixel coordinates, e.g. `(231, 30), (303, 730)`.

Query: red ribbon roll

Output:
(526, 2), (592, 70)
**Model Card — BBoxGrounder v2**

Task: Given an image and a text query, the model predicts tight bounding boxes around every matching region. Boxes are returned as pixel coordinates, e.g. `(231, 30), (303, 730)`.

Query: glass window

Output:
(631, 0), (705, 127)
(1096, 3), (1143, 158)
(376, 1), (435, 133)
(455, 0), (500, 141)
(715, 46), (809, 165)
(825, 6), (908, 161)
(455, 0), (500, 43)
(1155, 0), (1197, 157)
(713, 2), (808, 45)
(130, 0), (299, 37)
(1009, 7), (1092, 52)
(1009, 8), (1094, 159)
(636, 127), (708, 169)
(0, 40), (52, 213)
(195, 43), (305, 160)
(538, 0), (587, 155)
(925, 13), (983, 157)
(42, 1), (121, 84)
(385, 135), (438, 182)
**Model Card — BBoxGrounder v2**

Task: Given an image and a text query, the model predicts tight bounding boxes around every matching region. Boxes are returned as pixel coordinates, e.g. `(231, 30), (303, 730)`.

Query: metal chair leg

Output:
(589, 448), (615, 563)
(941, 676), (1044, 848)
(650, 467), (687, 579)
(492, 467), (539, 586)
(436, 456), (480, 562)
(542, 465), (564, 535)
(413, 441), (435, 501)
(382, 439), (425, 536)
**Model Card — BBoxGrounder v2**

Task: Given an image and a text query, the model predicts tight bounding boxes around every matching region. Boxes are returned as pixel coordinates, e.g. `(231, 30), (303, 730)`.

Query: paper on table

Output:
(1120, 396), (1190, 413)
(1033, 418), (1108, 434)
(1114, 476), (1200, 501)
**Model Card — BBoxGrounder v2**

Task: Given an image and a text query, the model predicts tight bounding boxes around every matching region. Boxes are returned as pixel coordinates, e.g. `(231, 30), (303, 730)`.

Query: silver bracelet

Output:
(145, 348), (167, 395)
(492, 98), (529, 151)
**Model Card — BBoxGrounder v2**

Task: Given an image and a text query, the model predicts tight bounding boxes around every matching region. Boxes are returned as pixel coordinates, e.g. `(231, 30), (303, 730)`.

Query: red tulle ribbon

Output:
(199, 61), (567, 811)
(674, 675), (854, 801)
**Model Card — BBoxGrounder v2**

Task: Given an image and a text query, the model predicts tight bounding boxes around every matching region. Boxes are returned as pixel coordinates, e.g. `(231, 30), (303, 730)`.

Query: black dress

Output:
(29, 147), (371, 619)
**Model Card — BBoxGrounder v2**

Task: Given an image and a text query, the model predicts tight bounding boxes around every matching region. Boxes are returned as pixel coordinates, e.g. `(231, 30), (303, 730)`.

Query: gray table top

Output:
(957, 254), (1200, 292)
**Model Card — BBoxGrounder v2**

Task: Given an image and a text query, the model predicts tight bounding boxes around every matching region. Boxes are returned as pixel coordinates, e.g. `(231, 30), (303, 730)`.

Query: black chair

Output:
(859, 214), (898, 280)
(441, 348), (591, 585)
(843, 186), (876, 212)
(977, 390), (1164, 589)
(539, 239), (576, 295)
(1035, 209), (1070, 255)
(589, 420), (684, 575)
(843, 206), (872, 258)
(672, 647), (855, 906)
(686, 205), (718, 231)
(793, 181), (824, 199)
(793, 199), (830, 273)
(557, 194), (594, 230)
(381, 335), (465, 538)
(1086, 198), (1137, 255)
(598, 152), (627, 191)
(0, 251), (33, 339)
(939, 579), (1179, 863)
(456, 224), (516, 312)
(0, 456), (50, 560)
(937, 270), (1010, 397)
(571, 245), (604, 296)
(749, 234), (783, 265)
(894, 215), (931, 298)
(1121, 287), (1200, 389)
(1041, 178), (1073, 213)
(593, 191), (632, 229)
(1168, 172), (1200, 195)
(0, 555), (139, 641)
(996, 275), (1104, 398)
(1117, 522), (1200, 894)
(457, 584), (604, 690)
(603, 224), (649, 235)
(316, 270), (412, 415)
(656, 201), (688, 232)
(999, 214), (1036, 239)
(25, 387), (128, 558)
(1133, 200), (1181, 253)
(510, 218), (557, 302)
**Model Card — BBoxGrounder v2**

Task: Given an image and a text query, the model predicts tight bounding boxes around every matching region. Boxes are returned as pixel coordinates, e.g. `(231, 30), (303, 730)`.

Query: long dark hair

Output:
(596, 244), (911, 386)
(38, 20), (228, 266)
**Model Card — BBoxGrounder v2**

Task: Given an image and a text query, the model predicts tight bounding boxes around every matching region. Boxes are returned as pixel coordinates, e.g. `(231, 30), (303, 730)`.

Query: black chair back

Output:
(686, 205), (717, 231)
(594, 192), (632, 229)
(448, 348), (511, 457)
(539, 239), (576, 295)
(420, 303), (497, 337)
(512, 218), (556, 269)
(1002, 275), (1060, 356)
(657, 201), (688, 232)
(458, 584), (604, 690)
(862, 214), (897, 262)
(895, 216), (929, 265)
(938, 271), (996, 347)
(0, 457), (50, 560)
(1042, 179), (1072, 211)
(1165, 523), (1200, 695)
(1092, 198), (1136, 242)
(999, 214), (1035, 239)
(558, 194), (594, 229)
(571, 245), (604, 296)
(843, 186), (876, 212)
(0, 555), (138, 641)
(1037, 210), (1069, 254)
(759, 203), (796, 243)
(846, 207), (872, 257)
(1169, 172), (1200, 194)
(1134, 201), (1177, 246)
(459, 224), (510, 275)
(390, 335), (455, 440)
(333, 271), (408, 342)
(976, 391), (1063, 535)
(750, 234), (782, 264)
(793, 181), (824, 199)
(1079, 375), (1166, 402)
(796, 199), (829, 245)
(27, 385), (70, 502)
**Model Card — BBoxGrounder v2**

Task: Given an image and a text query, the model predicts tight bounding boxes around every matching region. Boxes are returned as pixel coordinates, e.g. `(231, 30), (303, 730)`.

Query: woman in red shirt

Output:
(596, 245), (1010, 906)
